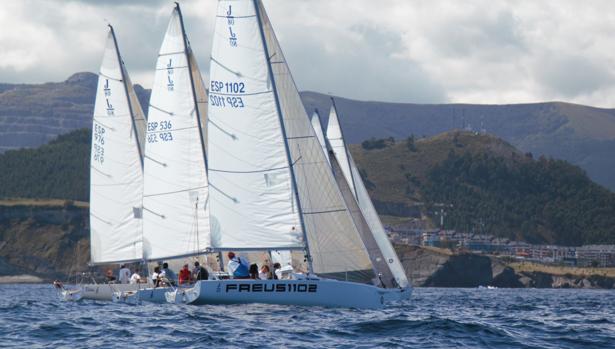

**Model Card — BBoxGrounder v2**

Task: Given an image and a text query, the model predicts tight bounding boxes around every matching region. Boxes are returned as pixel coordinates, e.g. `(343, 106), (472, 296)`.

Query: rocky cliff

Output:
(396, 244), (615, 289)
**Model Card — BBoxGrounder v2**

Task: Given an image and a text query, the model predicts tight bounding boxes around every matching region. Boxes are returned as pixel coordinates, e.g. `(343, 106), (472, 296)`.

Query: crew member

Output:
(227, 251), (250, 279)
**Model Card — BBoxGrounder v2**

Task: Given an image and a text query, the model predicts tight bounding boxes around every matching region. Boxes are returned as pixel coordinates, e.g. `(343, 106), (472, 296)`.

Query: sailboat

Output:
(169, 0), (411, 308)
(324, 100), (409, 289)
(137, 3), (211, 304)
(79, 25), (149, 301)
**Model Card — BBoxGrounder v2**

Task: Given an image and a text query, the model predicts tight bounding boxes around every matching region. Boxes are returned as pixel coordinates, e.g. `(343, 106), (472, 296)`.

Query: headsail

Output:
(326, 102), (410, 288)
(257, 0), (375, 282)
(310, 110), (329, 165)
(142, 5), (210, 260)
(90, 26), (146, 264)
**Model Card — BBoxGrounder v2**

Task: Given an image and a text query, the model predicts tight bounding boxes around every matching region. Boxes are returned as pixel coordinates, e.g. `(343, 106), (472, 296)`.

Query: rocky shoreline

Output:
(396, 244), (615, 289)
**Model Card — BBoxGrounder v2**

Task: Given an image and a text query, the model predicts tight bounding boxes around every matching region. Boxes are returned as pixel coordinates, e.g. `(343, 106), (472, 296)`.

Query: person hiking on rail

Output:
(227, 251), (250, 279)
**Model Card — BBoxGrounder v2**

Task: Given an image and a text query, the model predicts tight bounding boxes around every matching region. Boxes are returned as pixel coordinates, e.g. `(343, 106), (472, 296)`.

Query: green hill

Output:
(1, 129), (614, 246)
(350, 131), (615, 245)
(0, 129), (90, 201)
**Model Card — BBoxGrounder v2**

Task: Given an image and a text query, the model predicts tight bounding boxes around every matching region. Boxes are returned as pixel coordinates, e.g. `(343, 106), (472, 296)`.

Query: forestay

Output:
(142, 6), (210, 260)
(90, 27), (146, 264)
(255, 0), (375, 282)
(326, 104), (410, 288)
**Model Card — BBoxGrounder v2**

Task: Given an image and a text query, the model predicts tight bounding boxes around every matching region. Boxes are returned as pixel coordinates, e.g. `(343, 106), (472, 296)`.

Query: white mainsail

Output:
(326, 103), (410, 288)
(217, 0), (373, 282)
(142, 5), (210, 260)
(310, 110), (329, 165)
(90, 26), (146, 264)
(207, 0), (303, 250)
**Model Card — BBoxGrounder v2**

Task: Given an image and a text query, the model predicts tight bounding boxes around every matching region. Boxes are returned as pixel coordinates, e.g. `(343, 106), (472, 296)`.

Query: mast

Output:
(253, 0), (313, 273)
(109, 24), (144, 169)
(176, 2), (209, 170)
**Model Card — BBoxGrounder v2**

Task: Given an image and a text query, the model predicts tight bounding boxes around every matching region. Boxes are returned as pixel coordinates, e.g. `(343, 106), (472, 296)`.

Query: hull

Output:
(172, 278), (411, 309)
(80, 283), (144, 301)
(136, 287), (170, 303)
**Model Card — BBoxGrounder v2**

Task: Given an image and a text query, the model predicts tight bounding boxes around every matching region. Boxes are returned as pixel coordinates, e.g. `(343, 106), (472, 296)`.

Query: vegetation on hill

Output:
(0, 129), (90, 201)
(1, 128), (614, 245)
(351, 131), (615, 246)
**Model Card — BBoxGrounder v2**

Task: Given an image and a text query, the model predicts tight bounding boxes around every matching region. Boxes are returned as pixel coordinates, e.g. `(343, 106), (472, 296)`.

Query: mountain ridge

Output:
(1, 72), (614, 190)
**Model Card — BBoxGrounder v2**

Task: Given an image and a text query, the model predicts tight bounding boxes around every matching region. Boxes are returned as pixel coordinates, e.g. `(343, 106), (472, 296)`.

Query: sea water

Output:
(0, 284), (613, 348)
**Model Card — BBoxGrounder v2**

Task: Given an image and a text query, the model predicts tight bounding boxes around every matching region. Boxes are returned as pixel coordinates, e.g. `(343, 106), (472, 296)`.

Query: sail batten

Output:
(89, 27), (146, 264)
(142, 5), (211, 260)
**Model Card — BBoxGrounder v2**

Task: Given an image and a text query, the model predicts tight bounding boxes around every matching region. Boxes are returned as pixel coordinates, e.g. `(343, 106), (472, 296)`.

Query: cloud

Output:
(1, 0), (615, 107)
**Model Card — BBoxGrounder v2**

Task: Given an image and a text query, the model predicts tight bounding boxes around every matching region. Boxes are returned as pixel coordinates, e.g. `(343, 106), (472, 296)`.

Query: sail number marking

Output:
(210, 94), (244, 108)
(93, 123), (106, 164)
(210, 81), (245, 94)
(147, 120), (174, 143)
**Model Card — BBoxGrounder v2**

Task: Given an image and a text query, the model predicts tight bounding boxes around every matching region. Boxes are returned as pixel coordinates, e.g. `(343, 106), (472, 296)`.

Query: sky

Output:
(1, 0), (615, 107)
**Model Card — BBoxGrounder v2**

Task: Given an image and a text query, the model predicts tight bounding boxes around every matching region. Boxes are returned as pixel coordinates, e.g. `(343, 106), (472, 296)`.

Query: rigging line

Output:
(208, 183), (238, 203)
(90, 212), (112, 225)
(147, 125), (197, 134)
(270, 61), (285, 64)
(158, 50), (185, 57)
(90, 166), (112, 178)
(148, 104), (174, 116)
(215, 15), (257, 19)
(210, 57), (243, 77)
(142, 207), (165, 219)
(92, 118), (116, 130)
(155, 65), (188, 71)
(302, 208), (346, 215)
(143, 185), (208, 198)
(208, 156), (301, 174)
(144, 155), (167, 167)
(208, 118), (237, 140)
(209, 90), (271, 97)
(286, 135), (315, 140)
(98, 72), (122, 82)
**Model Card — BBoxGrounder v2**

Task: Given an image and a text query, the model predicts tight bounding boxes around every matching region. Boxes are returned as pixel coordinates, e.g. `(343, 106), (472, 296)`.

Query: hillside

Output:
(350, 131), (615, 245)
(2, 128), (614, 246)
(302, 92), (615, 191)
(0, 129), (91, 201)
(0, 72), (149, 152)
(1, 74), (615, 191)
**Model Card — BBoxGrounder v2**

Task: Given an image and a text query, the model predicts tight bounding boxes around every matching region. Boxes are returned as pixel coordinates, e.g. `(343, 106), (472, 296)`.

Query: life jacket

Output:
(232, 257), (249, 277)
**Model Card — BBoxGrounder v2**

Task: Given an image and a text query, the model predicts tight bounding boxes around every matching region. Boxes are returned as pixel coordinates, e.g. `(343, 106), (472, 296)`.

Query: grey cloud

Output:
(282, 25), (446, 103)
(535, 54), (613, 98)
(428, 9), (526, 59)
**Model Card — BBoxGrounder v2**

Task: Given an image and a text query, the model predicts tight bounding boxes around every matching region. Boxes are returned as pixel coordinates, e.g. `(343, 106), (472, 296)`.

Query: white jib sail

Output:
(90, 27), (146, 264)
(256, 0), (374, 281)
(207, 0), (303, 250)
(142, 6), (210, 260)
(326, 104), (409, 288)
(310, 110), (329, 165)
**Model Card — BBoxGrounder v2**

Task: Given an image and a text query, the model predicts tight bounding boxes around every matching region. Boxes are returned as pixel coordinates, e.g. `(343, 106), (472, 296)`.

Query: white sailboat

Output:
(324, 100), (410, 289)
(170, 0), (410, 308)
(77, 25), (150, 301)
(138, 3), (211, 304)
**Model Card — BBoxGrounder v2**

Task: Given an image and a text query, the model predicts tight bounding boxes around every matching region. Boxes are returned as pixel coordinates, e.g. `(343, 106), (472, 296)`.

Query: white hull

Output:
(136, 287), (170, 303)
(169, 278), (411, 309)
(80, 283), (144, 301)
